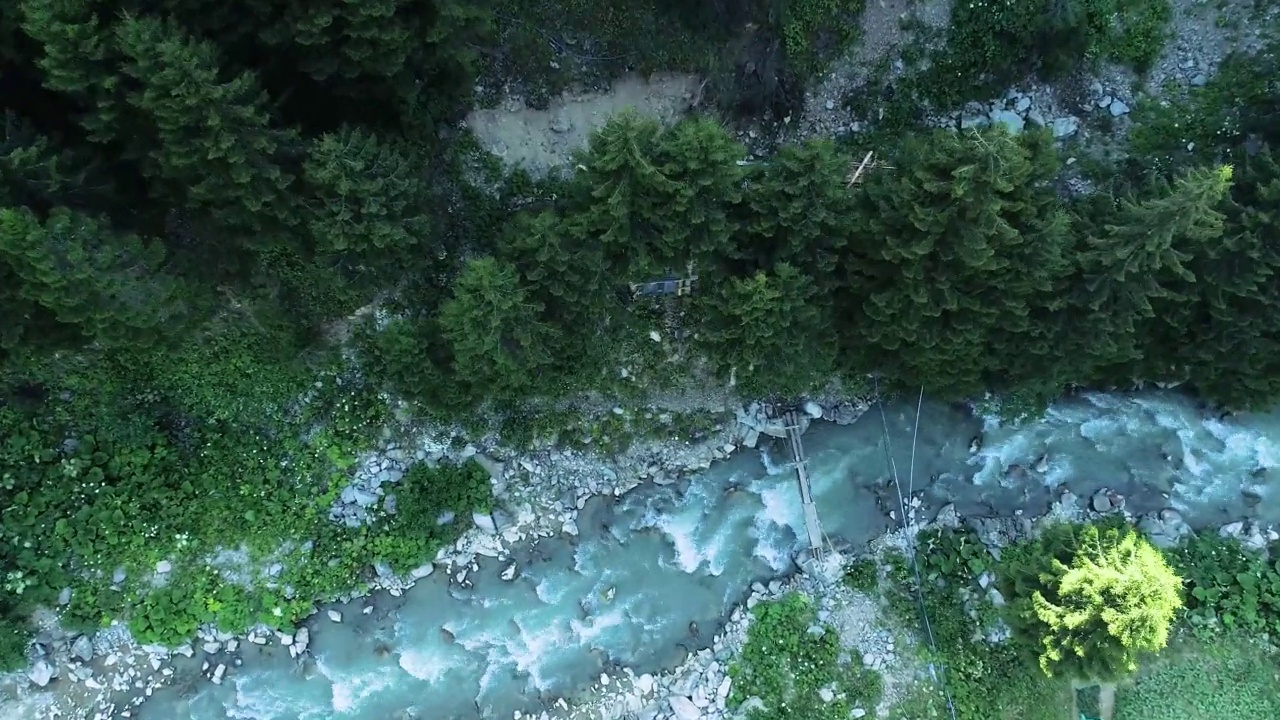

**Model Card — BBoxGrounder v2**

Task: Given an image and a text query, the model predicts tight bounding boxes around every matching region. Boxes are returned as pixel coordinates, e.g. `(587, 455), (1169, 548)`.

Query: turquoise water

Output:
(136, 392), (1280, 719)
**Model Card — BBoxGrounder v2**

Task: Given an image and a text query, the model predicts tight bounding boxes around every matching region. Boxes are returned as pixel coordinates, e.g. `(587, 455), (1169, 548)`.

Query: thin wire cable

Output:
(907, 386), (925, 501)
(872, 376), (960, 720)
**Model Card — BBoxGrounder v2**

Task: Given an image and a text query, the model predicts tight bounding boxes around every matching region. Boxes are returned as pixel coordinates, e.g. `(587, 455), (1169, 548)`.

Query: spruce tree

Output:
(568, 113), (744, 283)
(114, 14), (296, 237)
(436, 256), (556, 403)
(19, 0), (124, 142)
(1076, 164), (1231, 384)
(738, 139), (860, 290)
(0, 205), (188, 355)
(695, 262), (835, 397)
(842, 127), (1072, 396)
(498, 210), (612, 376)
(303, 127), (432, 269)
(1181, 151), (1280, 406)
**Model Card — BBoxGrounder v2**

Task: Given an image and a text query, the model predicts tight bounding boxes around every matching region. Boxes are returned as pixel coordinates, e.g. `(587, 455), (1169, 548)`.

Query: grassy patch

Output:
(782, 0), (867, 77)
(843, 557), (879, 593)
(1114, 636), (1280, 720)
(729, 593), (883, 719)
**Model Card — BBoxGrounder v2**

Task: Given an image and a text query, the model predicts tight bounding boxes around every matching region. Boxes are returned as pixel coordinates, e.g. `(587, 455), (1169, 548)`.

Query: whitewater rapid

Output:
(134, 391), (1279, 720)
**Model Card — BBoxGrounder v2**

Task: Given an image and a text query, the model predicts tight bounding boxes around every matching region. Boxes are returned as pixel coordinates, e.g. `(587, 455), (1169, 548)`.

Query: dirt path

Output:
(465, 73), (703, 176)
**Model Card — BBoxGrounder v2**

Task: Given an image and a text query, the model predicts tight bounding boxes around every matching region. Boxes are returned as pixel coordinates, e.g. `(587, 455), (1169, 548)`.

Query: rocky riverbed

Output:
(0, 396), (869, 719)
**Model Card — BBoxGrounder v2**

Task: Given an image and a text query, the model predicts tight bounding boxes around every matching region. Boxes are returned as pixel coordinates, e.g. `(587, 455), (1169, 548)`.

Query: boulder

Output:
(29, 661), (54, 687)
(472, 511), (498, 535)
(71, 635), (94, 663)
(669, 696), (700, 720)
(155, 560), (172, 574)
(328, 609), (343, 623)
(802, 401), (824, 419)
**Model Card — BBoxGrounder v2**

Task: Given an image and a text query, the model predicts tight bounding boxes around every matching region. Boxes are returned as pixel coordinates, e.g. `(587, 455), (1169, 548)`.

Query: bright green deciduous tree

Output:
(1003, 523), (1183, 687)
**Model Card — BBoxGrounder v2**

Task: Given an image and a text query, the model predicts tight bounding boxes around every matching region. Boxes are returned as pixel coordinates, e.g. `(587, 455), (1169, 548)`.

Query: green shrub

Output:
(372, 460), (493, 573)
(1168, 534), (1280, 638)
(729, 593), (883, 719)
(843, 557), (879, 593)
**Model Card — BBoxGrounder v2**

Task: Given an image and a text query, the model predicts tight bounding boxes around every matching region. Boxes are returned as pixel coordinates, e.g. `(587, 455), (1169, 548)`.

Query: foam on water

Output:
(759, 445), (794, 476)
(397, 647), (451, 683)
(316, 656), (398, 714)
(227, 673), (328, 720)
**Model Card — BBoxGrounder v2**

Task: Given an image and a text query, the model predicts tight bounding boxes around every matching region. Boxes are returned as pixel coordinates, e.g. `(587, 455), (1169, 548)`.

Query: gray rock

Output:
(29, 661), (54, 687)
(382, 493), (398, 515)
(1014, 96), (1032, 113)
(803, 401), (824, 419)
(328, 609), (343, 623)
(155, 560), (172, 574)
(112, 567), (126, 584)
(472, 511), (498, 534)
(669, 696), (700, 720)
(550, 115), (572, 133)
(1109, 100), (1130, 116)
(988, 107), (1029, 133)
(1091, 491), (1112, 513)
(1191, 73), (1207, 86)
(1050, 116), (1079, 139)
(410, 563), (434, 580)
(57, 587), (72, 606)
(72, 635), (94, 663)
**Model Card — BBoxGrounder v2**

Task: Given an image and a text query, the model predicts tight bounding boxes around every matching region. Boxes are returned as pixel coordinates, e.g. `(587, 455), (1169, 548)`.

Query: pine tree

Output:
(0, 205), (188, 355)
(1180, 150), (1280, 407)
(1076, 164), (1231, 383)
(436, 256), (556, 403)
(695, 262), (835, 396)
(569, 113), (744, 283)
(842, 127), (1072, 396)
(303, 127), (432, 268)
(114, 14), (296, 237)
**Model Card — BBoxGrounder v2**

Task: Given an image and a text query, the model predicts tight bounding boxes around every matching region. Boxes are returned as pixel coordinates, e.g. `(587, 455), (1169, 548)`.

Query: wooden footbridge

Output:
(783, 410), (829, 562)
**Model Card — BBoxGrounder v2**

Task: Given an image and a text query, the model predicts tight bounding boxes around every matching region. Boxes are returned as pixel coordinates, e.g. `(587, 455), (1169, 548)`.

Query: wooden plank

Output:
(784, 411), (825, 556)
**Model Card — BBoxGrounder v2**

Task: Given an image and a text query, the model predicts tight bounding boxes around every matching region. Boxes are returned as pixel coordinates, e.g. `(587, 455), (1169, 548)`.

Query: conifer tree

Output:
(842, 127), (1072, 395)
(303, 127), (432, 269)
(0, 205), (188, 355)
(1076, 164), (1231, 382)
(19, 0), (124, 142)
(696, 262), (835, 396)
(114, 14), (296, 237)
(1180, 151), (1280, 406)
(569, 113), (744, 283)
(738, 139), (860, 289)
(498, 211), (612, 375)
(436, 256), (556, 402)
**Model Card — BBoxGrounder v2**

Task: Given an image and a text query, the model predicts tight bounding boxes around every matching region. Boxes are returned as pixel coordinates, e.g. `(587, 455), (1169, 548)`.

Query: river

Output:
(132, 391), (1280, 719)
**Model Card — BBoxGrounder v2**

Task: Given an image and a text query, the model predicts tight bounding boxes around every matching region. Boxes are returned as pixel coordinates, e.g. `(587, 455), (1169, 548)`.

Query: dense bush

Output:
(728, 592), (883, 719)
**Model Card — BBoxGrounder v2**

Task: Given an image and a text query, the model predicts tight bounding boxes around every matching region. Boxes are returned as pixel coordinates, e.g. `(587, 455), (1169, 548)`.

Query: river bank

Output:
(6, 390), (1274, 720)
(0, 396), (866, 719)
